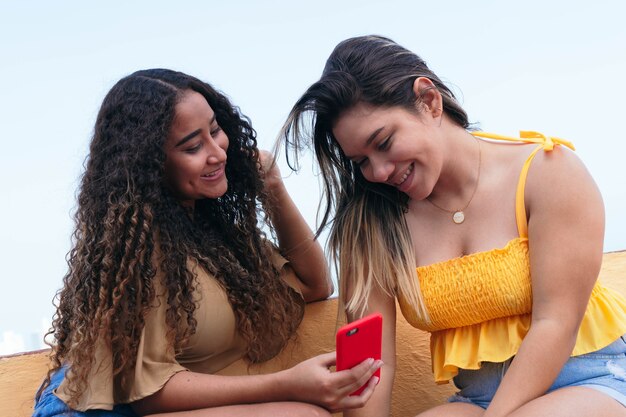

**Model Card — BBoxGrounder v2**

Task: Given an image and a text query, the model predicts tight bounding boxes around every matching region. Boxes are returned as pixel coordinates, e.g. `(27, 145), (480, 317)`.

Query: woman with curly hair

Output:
(32, 69), (382, 417)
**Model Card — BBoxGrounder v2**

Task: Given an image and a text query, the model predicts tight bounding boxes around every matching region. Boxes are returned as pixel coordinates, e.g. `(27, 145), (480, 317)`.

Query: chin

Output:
(405, 185), (431, 201)
(206, 182), (228, 199)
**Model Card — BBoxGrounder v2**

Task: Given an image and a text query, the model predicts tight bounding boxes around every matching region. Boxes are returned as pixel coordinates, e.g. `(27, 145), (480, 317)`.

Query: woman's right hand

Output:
(280, 351), (383, 412)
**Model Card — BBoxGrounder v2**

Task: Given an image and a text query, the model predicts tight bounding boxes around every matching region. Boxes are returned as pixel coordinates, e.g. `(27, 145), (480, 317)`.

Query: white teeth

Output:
(202, 169), (220, 177)
(395, 164), (413, 186)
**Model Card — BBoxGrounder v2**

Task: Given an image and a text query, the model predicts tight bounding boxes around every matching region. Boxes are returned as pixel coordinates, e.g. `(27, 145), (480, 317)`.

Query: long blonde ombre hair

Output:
(281, 35), (470, 320)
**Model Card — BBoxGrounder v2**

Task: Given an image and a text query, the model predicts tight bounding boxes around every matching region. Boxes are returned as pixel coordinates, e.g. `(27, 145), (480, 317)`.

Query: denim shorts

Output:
(32, 367), (138, 417)
(449, 335), (626, 409)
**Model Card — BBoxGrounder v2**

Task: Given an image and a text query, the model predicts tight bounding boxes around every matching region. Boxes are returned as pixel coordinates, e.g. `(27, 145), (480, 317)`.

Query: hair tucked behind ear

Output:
(281, 35), (470, 319)
(39, 69), (303, 407)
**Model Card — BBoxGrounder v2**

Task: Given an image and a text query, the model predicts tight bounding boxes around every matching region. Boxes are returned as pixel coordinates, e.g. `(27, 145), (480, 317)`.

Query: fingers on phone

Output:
(361, 358), (383, 374)
(341, 375), (381, 409)
(349, 359), (382, 390)
(361, 375), (380, 396)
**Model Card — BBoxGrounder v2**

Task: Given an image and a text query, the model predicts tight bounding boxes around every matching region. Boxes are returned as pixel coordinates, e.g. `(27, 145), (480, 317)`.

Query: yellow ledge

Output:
(2, 250), (625, 417)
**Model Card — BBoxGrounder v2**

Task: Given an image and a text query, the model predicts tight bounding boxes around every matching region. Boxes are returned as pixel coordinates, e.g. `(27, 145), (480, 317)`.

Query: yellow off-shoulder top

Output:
(398, 131), (626, 384)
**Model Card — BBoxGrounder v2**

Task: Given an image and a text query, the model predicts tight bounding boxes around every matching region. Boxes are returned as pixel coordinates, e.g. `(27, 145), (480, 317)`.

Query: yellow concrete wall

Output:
(2, 251), (625, 417)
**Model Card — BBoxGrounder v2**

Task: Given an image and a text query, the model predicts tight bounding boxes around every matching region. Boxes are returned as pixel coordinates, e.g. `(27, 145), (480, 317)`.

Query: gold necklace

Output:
(426, 137), (481, 224)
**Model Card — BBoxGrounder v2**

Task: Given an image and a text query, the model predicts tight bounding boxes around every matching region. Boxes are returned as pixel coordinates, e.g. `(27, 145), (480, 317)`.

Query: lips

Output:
(393, 163), (414, 191)
(201, 164), (225, 180)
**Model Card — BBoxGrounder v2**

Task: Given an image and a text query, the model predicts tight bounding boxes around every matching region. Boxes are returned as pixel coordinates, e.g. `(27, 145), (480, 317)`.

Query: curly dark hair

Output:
(38, 69), (304, 407)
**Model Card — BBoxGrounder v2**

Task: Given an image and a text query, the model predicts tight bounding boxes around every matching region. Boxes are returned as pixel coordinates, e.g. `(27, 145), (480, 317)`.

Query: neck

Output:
(428, 127), (481, 209)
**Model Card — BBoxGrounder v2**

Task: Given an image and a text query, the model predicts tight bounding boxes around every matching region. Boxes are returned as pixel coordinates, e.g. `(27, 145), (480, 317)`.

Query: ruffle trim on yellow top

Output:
(431, 284), (626, 383)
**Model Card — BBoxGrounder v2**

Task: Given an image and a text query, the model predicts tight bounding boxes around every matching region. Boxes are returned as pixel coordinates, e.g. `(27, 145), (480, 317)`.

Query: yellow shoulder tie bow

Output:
(472, 130), (575, 152)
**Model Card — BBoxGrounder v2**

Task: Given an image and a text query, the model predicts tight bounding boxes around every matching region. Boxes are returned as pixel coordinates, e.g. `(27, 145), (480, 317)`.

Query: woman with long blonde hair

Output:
(282, 35), (626, 416)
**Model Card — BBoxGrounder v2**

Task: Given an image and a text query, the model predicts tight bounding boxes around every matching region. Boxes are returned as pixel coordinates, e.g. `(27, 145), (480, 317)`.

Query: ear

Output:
(412, 77), (443, 118)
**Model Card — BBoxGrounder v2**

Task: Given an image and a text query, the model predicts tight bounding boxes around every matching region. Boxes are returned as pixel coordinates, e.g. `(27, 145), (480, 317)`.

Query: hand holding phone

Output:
(335, 312), (383, 396)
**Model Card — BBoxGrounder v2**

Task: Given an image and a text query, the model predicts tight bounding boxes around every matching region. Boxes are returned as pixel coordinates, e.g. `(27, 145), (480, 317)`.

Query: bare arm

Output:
(344, 283), (397, 417)
(484, 147), (605, 417)
(131, 352), (382, 415)
(259, 150), (333, 302)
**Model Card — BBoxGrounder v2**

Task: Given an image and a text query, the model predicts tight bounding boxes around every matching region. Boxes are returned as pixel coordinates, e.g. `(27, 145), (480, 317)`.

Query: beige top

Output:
(56, 244), (304, 411)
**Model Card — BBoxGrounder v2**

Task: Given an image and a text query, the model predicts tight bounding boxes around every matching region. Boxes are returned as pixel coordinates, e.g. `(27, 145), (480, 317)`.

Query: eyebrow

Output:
(175, 129), (201, 147)
(344, 126), (385, 159)
(174, 114), (217, 147)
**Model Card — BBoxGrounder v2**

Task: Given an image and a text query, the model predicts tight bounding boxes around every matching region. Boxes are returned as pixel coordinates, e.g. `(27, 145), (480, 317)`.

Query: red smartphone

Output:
(335, 312), (383, 396)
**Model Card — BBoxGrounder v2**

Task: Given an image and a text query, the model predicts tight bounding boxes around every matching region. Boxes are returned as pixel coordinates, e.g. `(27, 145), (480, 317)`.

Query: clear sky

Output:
(1, 0), (625, 355)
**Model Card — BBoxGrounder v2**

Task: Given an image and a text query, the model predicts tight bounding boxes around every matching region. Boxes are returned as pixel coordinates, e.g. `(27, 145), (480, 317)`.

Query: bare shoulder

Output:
(526, 145), (599, 199)
(524, 145), (604, 231)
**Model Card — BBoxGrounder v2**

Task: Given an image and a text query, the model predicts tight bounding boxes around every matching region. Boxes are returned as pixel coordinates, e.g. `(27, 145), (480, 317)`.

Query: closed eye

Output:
(377, 137), (391, 151)
(210, 125), (222, 136)
(184, 143), (202, 154)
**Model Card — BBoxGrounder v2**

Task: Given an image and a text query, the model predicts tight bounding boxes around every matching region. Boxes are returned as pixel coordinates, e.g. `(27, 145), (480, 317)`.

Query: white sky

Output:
(1, 1), (625, 355)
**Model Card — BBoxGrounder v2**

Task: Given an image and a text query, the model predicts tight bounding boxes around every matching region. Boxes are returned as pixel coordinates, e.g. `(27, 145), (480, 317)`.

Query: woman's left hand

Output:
(259, 150), (286, 194)
(279, 352), (382, 412)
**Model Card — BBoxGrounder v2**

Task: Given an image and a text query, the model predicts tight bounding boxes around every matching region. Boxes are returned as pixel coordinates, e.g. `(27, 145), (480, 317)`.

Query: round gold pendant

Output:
(452, 211), (465, 224)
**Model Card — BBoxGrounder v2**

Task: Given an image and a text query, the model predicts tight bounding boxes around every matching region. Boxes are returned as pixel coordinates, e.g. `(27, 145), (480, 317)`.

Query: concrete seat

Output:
(2, 251), (624, 417)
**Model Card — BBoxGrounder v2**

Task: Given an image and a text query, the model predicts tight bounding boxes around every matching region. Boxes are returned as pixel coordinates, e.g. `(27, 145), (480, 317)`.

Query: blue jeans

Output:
(449, 335), (626, 409)
(32, 367), (138, 417)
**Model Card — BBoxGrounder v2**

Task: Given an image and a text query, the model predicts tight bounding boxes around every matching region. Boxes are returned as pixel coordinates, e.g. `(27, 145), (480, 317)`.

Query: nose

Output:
(367, 157), (394, 183)
(206, 136), (227, 164)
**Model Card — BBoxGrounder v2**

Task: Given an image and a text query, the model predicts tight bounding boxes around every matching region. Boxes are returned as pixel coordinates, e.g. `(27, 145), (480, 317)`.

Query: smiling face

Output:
(163, 90), (229, 206)
(332, 102), (444, 201)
